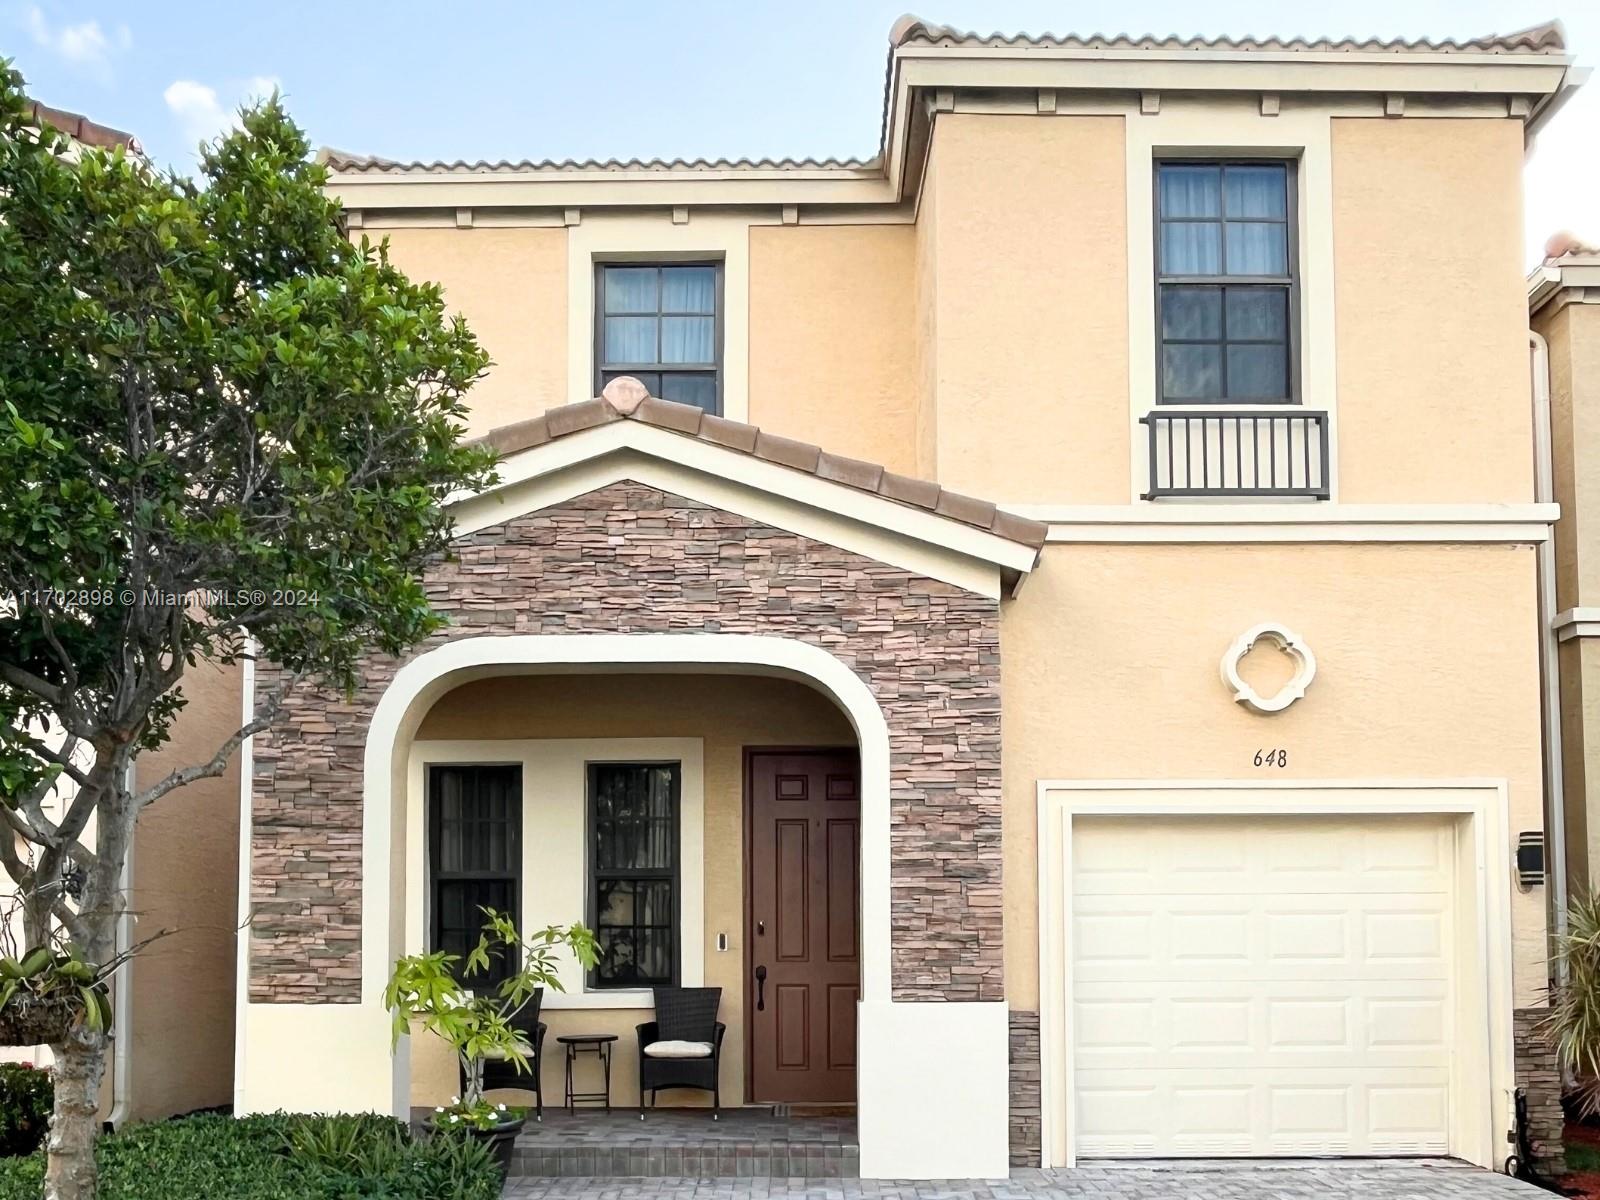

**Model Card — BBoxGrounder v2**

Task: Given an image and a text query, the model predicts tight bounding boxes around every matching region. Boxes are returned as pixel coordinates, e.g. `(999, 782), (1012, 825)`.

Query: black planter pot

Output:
(439, 1113), (525, 1183)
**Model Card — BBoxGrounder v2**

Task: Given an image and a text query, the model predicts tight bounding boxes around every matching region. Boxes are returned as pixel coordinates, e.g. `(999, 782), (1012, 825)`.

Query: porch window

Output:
(587, 762), (680, 989)
(594, 263), (721, 414)
(428, 764), (521, 989)
(1156, 160), (1297, 404)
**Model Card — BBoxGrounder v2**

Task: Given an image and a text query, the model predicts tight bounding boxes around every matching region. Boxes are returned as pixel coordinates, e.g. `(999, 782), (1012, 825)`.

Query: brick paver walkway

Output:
(504, 1161), (1542, 1199)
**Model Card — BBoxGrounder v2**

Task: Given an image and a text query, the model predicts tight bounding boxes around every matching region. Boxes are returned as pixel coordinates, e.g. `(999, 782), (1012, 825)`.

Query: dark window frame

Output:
(427, 763), (522, 989)
(585, 760), (682, 991)
(1153, 157), (1301, 406)
(592, 261), (725, 415)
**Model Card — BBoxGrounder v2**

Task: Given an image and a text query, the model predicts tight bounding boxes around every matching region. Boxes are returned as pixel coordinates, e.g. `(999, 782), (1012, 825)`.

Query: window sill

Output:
(543, 989), (656, 1011)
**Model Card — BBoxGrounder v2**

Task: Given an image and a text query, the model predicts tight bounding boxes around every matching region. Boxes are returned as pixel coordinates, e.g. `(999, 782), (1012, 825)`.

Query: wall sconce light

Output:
(1516, 832), (1545, 890)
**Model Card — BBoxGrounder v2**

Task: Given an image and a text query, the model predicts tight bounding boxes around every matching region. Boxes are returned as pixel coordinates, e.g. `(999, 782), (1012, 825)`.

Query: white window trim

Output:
(566, 211), (778, 422)
(1126, 98), (1339, 503)
(405, 737), (705, 1010)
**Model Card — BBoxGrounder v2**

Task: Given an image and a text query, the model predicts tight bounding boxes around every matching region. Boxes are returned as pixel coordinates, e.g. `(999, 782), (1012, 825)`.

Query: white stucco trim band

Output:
(1034, 778), (1513, 1173)
(1554, 607), (1600, 642)
(1006, 502), (1559, 544)
(1528, 259), (1600, 316)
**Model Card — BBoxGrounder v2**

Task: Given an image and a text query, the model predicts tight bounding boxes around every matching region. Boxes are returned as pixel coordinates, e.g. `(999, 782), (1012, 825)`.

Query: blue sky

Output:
(6, 0), (1595, 265)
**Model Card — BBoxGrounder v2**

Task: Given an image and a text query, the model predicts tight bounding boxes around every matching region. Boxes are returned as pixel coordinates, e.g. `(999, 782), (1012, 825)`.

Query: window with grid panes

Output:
(595, 264), (720, 413)
(587, 762), (680, 988)
(1156, 161), (1297, 404)
(428, 764), (521, 990)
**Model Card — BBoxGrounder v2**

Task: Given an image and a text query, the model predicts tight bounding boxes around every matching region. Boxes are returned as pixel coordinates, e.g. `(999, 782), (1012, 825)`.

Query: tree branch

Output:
(0, 660), (63, 706)
(133, 675), (297, 809)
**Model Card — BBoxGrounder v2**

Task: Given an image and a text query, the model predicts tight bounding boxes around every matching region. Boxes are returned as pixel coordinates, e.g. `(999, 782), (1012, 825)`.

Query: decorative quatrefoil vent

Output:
(1221, 622), (1316, 715)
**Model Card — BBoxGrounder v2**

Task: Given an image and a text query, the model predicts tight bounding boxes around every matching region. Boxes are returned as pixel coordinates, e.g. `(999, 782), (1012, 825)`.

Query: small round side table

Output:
(556, 1033), (617, 1112)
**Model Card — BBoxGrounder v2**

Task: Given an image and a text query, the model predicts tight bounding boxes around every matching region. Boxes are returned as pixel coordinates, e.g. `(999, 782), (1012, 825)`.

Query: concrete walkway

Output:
(504, 1160), (1545, 1199)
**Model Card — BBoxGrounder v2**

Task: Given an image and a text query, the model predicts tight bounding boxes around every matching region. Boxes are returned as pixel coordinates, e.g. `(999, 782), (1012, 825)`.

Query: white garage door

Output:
(1072, 813), (1454, 1158)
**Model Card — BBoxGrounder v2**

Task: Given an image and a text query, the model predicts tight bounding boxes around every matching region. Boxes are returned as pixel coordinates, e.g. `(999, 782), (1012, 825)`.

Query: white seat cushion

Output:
(482, 1039), (535, 1061)
(644, 1039), (713, 1059)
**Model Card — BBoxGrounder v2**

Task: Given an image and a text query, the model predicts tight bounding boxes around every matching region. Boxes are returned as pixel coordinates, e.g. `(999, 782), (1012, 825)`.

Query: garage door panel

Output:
(1076, 1069), (1451, 1157)
(1073, 816), (1451, 898)
(1073, 894), (1451, 982)
(1070, 814), (1455, 1159)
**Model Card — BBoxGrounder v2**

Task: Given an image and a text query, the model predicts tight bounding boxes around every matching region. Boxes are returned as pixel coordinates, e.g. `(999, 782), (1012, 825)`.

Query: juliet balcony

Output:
(1140, 408), (1331, 500)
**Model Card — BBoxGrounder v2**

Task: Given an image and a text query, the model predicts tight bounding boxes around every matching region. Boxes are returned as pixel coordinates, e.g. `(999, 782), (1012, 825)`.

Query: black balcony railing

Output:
(1141, 409), (1330, 500)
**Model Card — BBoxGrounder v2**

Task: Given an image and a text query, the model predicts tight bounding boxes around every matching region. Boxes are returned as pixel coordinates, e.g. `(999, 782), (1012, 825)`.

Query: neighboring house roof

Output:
(475, 377), (1048, 553)
(322, 15), (1574, 184)
(26, 100), (141, 155)
(888, 16), (1567, 56)
(1529, 231), (1600, 314)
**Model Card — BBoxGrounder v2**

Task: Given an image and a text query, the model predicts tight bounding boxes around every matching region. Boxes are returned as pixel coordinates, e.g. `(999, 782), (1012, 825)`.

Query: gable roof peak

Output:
(472, 378), (1047, 552)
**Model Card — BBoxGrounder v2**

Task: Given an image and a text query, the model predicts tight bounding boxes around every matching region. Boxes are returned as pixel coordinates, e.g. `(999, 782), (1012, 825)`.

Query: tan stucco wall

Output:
(375, 227), (568, 436)
(914, 148), (941, 482)
(129, 657), (242, 1119)
(1537, 302), (1600, 611)
(412, 672), (854, 1108)
(1332, 118), (1532, 503)
(1002, 543), (1546, 1009)
(1558, 638), (1595, 892)
(748, 225), (917, 472)
(917, 113), (1129, 503)
(1539, 300), (1600, 891)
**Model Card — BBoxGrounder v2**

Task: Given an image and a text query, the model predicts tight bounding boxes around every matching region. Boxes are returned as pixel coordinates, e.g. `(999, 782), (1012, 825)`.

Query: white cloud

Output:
(25, 6), (130, 80)
(163, 75), (282, 150)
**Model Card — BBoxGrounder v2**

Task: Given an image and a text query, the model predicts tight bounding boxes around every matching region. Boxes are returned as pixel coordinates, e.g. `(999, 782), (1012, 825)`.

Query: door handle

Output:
(754, 965), (767, 1011)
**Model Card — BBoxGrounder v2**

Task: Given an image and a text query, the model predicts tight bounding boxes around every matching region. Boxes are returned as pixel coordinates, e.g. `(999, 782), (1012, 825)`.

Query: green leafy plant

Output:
(280, 1113), (409, 1174)
(0, 51), (495, 1200)
(431, 1096), (519, 1132)
(385, 908), (596, 1119)
(1543, 891), (1600, 1113)
(0, 1063), (51, 1158)
(0, 947), (112, 1039)
(0, 1112), (500, 1199)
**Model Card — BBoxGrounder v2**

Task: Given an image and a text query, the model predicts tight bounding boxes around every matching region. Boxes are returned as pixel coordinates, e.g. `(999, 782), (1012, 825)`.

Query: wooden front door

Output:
(746, 750), (860, 1104)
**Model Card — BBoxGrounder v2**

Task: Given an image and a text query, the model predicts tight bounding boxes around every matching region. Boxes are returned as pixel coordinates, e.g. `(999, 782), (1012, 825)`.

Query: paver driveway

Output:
(504, 1161), (1544, 1199)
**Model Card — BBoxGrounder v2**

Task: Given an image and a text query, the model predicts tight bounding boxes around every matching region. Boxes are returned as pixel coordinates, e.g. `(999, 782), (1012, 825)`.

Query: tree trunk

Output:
(44, 1024), (107, 1200)
(40, 750), (131, 1200)
(462, 1053), (485, 1108)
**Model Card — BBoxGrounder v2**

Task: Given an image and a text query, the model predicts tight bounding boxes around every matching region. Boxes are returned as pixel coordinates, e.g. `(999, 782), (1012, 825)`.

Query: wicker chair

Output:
(636, 986), (724, 1119)
(476, 986), (546, 1119)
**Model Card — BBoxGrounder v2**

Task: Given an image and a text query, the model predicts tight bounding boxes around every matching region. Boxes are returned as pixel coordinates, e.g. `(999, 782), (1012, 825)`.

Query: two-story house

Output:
(216, 15), (1584, 1180)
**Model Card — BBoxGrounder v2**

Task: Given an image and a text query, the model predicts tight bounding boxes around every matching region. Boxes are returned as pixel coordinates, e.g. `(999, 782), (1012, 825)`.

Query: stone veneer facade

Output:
(1007, 1010), (1042, 1166)
(1513, 1006), (1563, 1179)
(250, 480), (1004, 1003)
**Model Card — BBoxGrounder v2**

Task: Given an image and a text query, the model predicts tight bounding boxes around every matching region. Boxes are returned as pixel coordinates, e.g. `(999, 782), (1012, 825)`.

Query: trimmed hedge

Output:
(0, 1064), (51, 1158)
(0, 1112), (500, 1200)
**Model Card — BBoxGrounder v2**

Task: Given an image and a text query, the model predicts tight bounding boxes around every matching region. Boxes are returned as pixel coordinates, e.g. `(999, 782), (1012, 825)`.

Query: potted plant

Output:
(0, 891), (121, 1049)
(385, 909), (596, 1179)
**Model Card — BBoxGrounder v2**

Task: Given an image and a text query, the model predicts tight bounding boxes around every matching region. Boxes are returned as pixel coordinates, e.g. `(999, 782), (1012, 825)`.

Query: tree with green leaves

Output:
(0, 62), (494, 1200)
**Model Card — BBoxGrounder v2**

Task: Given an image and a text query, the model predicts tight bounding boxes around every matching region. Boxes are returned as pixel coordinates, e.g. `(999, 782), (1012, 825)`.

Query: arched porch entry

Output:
(362, 634), (893, 1113)
(239, 397), (1044, 1175)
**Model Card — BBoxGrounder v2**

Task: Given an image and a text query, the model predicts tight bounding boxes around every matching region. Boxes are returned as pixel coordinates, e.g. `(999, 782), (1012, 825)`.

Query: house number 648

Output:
(1253, 749), (1288, 768)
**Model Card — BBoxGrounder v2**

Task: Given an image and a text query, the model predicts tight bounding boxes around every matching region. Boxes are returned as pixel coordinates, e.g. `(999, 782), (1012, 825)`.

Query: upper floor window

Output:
(595, 263), (721, 414)
(1157, 160), (1296, 405)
